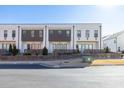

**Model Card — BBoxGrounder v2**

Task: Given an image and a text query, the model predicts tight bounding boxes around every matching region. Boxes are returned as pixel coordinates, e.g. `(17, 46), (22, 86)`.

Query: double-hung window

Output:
(66, 30), (70, 37)
(4, 30), (8, 40)
(39, 31), (43, 37)
(85, 30), (90, 40)
(12, 30), (16, 39)
(94, 30), (98, 40)
(77, 30), (81, 40)
(31, 31), (34, 37)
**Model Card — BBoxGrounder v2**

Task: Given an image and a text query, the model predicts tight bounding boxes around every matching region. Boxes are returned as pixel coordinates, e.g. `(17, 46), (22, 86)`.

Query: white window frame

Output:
(31, 31), (35, 37)
(85, 30), (90, 40)
(39, 30), (43, 37)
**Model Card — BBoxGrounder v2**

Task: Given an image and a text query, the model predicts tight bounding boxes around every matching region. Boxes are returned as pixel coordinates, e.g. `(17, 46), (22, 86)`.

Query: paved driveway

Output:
(0, 66), (124, 88)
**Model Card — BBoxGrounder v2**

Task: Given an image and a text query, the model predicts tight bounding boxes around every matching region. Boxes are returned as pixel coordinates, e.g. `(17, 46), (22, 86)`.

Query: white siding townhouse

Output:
(0, 23), (102, 53)
(103, 31), (124, 52)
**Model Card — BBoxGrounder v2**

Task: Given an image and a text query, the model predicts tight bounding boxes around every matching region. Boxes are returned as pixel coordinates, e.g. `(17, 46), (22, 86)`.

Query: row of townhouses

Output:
(0, 23), (102, 53)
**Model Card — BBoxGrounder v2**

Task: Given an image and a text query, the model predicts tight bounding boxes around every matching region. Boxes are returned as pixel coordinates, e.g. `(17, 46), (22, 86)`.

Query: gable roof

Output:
(102, 35), (111, 40)
(104, 30), (124, 40)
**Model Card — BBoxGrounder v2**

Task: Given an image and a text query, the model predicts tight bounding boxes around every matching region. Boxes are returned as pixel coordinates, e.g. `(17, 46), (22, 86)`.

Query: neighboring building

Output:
(0, 23), (102, 53)
(102, 35), (110, 49)
(103, 31), (124, 52)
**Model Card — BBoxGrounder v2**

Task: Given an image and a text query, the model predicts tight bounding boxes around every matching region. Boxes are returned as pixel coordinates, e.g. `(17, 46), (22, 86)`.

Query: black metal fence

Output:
(24, 49), (43, 55)
(93, 53), (122, 59)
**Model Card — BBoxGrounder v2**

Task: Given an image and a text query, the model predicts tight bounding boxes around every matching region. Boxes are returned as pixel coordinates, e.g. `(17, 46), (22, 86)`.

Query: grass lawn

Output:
(92, 59), (124, 65)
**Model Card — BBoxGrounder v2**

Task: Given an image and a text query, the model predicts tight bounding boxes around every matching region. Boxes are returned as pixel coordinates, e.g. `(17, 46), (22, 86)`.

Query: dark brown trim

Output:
(21, 30), (43, 41)
(49, 30), (71, 41)
(76, 41), (98, 42)
(0, 41), (16, 42)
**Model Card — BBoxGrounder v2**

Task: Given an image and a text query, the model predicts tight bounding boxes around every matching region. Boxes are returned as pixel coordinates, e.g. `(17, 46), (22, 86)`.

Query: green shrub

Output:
(42, 46), (48, 55)
(23, 53), (31, 55)
(35, 52), (39, 56)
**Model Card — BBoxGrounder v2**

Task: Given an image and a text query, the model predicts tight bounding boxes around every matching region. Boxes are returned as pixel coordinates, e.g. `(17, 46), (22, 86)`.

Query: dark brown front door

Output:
(27, 44), (30, 50)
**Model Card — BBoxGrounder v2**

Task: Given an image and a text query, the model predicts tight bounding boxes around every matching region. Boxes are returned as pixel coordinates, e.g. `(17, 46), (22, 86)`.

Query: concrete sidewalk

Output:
(0, 58), (90, 68)
(1, 58), (124, 67)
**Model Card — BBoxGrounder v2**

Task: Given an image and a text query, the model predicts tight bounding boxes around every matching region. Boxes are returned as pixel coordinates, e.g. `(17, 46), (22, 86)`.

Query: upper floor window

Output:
(85, 30), (90, 40)
(49, 30), (53, 34)
(66, 30), (70, 37)
(31, 31), (34, 37)
(12, 30), (16, 39)
(4, 30), (7, 39)
(39, 31), (43, 37)
(23, 30), (26, 35)
(27, 44), (30, 50)
(58, 30), (62, 34)
(94, 30), (98, 40)
(77, 30), (81, 38)
(114, 40), (116, 43)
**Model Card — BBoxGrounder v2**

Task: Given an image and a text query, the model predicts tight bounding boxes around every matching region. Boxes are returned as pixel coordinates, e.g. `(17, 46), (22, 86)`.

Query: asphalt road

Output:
(0, 66), (124, 88)
(0, 64), (51, 69)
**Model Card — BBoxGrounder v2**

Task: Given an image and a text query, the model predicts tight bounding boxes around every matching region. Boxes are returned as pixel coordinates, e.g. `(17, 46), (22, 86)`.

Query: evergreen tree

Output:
(76, 45), (80, 53)
(12, 44), (18, 56)
(9, 44), (12, 54)
(42, 46), (48, 55)
(105, 46), (110, 53)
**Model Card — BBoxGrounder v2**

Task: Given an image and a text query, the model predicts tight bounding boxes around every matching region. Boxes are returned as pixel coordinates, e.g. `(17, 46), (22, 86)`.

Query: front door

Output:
(78, 44), (93, 53)
(78, 44), (86, 53)
(27, 44), (30, 50)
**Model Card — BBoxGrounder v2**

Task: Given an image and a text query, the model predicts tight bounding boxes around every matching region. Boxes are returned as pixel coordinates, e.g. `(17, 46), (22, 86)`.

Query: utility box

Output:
(82, 55), (94, 63)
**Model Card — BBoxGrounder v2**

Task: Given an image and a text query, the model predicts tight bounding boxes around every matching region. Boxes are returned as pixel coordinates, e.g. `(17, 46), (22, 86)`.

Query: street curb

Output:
(91, 64), (124, 66)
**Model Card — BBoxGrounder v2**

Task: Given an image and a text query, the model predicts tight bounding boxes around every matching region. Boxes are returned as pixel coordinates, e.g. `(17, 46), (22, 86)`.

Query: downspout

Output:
(115, 37), (117, 52)
(73, 25), (75, 50)
(18, 26), (20, 50)
(45, 25), (47, 47)
(99, 25), (102, 50)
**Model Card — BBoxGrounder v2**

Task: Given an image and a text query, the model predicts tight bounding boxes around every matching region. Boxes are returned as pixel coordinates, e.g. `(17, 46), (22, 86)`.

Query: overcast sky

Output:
(0, 5), (124, 36)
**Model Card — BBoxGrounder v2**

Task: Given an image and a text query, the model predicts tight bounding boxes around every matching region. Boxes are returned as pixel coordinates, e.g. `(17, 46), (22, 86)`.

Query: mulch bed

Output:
(0, 54), (82, 61)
